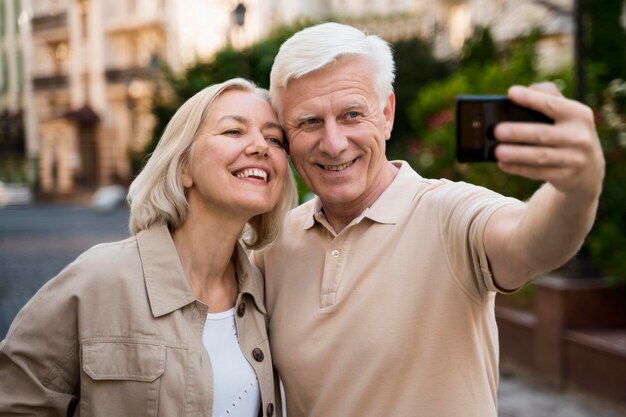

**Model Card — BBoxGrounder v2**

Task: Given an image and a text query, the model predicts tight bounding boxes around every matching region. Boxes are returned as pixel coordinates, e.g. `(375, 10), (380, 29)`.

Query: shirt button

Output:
(237, 302), (246, 317)
(266, 403), (274, 417)
(331, 249), (340, 257)
(252, 348), (265, 362)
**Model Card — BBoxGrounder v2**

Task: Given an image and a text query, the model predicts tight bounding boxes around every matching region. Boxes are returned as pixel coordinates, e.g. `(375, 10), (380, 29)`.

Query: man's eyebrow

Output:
(340, 100), (368, 112)
(290, 113), (318, 124)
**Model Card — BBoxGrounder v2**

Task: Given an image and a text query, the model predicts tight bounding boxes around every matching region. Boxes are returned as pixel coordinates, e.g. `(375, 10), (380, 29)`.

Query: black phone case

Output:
(455, 95), (553, 162)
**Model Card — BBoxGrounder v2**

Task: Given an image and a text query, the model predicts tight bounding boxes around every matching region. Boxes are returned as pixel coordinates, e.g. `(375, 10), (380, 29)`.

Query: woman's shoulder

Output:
(47, 235), (142, 294)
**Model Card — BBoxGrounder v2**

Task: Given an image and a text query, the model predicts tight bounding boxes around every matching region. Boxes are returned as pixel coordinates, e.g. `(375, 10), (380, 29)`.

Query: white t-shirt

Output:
(203, 308), (261, 417)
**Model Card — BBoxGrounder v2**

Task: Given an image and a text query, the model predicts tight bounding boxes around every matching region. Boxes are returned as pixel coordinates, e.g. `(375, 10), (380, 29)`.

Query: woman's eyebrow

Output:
(217, 115), (247, 124)
(263, 121), (283, 131)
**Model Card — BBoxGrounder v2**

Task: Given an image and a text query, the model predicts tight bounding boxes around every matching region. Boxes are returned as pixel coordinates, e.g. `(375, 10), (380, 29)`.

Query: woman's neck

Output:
(171, 210), (246, 312)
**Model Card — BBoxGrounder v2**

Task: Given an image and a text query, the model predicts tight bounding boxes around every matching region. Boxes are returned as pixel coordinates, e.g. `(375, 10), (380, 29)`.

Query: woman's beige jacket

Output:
(0, 225), (280, 417)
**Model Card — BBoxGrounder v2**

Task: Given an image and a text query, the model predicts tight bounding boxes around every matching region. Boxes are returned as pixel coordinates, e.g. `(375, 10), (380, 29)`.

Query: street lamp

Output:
(233, 3), (246, 27)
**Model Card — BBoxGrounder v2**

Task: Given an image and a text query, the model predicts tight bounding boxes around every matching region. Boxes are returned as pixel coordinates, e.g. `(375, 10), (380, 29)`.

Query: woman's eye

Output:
(223, 129), (242, 136)
(267, 137), (284, 147)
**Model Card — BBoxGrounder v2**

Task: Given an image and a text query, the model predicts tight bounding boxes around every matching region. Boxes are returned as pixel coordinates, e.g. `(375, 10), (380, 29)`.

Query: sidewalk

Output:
(498, 372), (626, 417)
(2, 203), (625, 416)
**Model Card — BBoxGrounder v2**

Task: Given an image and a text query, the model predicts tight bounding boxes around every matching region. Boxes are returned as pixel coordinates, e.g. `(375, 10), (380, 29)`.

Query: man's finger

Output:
(528, 82), (562, 97)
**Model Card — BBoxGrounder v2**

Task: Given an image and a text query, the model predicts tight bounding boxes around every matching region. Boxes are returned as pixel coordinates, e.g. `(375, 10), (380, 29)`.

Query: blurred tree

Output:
(406, 27), (570, 200)
(387, 37), (454, 159)
(139, 22), (451, 202)
(136, 23), (307, 169)
(586, 80), (626, 285)
(584, 0), (626, 105)
(459, 26), (498, 68)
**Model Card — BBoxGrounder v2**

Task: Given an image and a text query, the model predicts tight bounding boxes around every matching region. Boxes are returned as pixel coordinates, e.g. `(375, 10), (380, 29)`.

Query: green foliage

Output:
(460, 26), (497, 67)
(584, 0), (626, 95)
(407, 25), (626, 286)
(293, 168), (313, 204)
(406, 28), (553, 201)
(586, 80), (626, 285)
(387, 37), (454, 159)
(0, 153), (28, 183)
(133, 23), (308, 173)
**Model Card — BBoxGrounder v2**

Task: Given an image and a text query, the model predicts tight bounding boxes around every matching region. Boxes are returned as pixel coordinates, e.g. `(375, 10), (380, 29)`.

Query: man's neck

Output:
(322, 162), (399, 233)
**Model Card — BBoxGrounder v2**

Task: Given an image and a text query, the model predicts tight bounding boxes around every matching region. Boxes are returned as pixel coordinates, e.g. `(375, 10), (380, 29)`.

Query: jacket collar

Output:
(301, 161), (422, 230)
(137, 225), (266, 318)
(232, 242), (266, 314)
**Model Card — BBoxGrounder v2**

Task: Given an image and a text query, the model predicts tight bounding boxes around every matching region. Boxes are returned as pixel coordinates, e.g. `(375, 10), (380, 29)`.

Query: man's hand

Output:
(486, 83), (605, 290)
(494, 83), (605, 202)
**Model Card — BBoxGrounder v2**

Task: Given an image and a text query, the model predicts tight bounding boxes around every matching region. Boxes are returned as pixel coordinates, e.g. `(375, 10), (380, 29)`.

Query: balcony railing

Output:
(33, 75), (68, 90)
(105, 67), (155, 84)
(31, 13), (68, 32)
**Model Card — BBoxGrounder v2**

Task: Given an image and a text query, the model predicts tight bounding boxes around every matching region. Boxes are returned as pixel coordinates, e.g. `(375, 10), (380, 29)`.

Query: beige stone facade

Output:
(1, 0), (585, 197)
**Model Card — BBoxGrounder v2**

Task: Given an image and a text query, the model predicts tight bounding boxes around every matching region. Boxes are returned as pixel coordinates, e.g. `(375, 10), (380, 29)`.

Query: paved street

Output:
(0, 203), (130, 337)
(0, 203), (624, 417)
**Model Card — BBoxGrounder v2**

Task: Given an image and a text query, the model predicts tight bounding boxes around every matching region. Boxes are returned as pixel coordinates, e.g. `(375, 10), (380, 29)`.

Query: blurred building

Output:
(1, 0), (580, 196)
(1, 0), (28, 183)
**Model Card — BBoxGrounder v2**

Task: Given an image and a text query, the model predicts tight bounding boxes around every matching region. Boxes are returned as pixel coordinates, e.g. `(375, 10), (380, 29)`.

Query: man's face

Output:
(280, 56), (395, 212)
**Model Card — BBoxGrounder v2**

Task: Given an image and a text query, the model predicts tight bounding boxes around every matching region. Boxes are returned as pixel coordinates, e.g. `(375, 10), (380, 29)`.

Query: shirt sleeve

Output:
(0, 262), (81, 414)
(437, 181), (524, 301)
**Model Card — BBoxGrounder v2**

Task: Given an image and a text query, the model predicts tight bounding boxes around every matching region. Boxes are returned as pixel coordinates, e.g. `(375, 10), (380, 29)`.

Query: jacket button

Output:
(252, 348), (264, 362)
(266, 403), (274, 417)
(237, 302), (246, 317)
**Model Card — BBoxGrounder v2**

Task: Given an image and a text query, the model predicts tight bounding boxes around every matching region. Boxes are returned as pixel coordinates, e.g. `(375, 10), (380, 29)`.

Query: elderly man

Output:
(255, 22), (604, 417)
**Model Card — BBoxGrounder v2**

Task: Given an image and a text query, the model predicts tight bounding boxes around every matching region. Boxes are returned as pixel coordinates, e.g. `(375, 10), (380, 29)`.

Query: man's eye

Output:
(346, 111), (361, 119)
(301, 118), (320, 127)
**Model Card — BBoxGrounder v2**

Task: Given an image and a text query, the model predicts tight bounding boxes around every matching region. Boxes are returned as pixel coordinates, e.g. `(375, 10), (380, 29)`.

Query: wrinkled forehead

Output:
(283, 58), (375, 102)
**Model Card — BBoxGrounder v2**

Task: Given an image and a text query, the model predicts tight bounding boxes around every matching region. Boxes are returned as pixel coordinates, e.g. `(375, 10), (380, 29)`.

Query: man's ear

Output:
(383, 92), (396, 141)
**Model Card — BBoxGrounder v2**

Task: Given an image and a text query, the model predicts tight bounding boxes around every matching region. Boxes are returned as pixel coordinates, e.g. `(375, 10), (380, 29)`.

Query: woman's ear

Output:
(181, 163), (193, 188)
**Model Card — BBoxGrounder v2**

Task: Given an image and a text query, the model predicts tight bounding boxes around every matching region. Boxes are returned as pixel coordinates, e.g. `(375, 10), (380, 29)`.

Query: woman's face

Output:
(182, 89), (288, 219)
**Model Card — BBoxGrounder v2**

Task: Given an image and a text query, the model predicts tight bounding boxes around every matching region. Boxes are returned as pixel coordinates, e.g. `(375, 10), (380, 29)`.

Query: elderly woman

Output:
(0, 78), (296, 417)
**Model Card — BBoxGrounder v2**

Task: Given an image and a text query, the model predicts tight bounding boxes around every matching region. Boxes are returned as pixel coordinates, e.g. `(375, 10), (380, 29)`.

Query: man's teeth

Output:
(323, 160), (354, 171)
(236, 168), (268, 181)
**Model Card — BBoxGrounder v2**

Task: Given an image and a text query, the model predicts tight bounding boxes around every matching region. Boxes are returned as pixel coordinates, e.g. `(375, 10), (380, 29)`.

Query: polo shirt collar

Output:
(137, 225), (266, 317)
(301, 160), (422, 229)
(365, 160), (422, 224)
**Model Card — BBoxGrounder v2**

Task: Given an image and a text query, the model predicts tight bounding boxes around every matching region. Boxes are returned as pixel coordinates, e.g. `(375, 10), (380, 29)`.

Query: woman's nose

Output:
(246, 131), (269, 157)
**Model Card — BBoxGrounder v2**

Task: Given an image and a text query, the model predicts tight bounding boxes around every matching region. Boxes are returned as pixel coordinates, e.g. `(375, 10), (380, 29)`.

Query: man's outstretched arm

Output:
(484, 83), (605, 290)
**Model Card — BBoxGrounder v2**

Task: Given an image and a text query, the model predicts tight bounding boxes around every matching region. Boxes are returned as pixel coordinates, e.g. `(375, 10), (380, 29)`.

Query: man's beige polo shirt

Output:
(256, 161), (522, 417)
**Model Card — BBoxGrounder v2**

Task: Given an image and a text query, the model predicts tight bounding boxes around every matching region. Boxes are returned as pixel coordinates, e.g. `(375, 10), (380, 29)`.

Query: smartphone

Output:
(455, 95), (554, 162)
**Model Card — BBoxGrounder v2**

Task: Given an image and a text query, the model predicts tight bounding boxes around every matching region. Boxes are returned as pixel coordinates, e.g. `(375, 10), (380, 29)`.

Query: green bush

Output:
(586, 79), (626, 285)
(406, 29), (554, 200)
(136, 23), (309, 166)
(407, 27), (626, 286)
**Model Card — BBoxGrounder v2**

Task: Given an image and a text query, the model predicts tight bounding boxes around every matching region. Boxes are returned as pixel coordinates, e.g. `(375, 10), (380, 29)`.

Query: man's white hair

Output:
(269, 22), (396, 118)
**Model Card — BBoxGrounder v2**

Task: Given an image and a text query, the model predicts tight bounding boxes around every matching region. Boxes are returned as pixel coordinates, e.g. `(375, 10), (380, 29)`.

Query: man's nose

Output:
(318, 121), (349, 156)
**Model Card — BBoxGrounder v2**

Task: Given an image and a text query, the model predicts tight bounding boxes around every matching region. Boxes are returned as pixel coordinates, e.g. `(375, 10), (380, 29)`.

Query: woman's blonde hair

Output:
(128, 77), (297, 249)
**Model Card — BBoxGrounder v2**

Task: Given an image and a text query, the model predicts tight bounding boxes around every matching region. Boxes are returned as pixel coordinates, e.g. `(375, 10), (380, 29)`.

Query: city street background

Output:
(1, 203), (624, 417)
